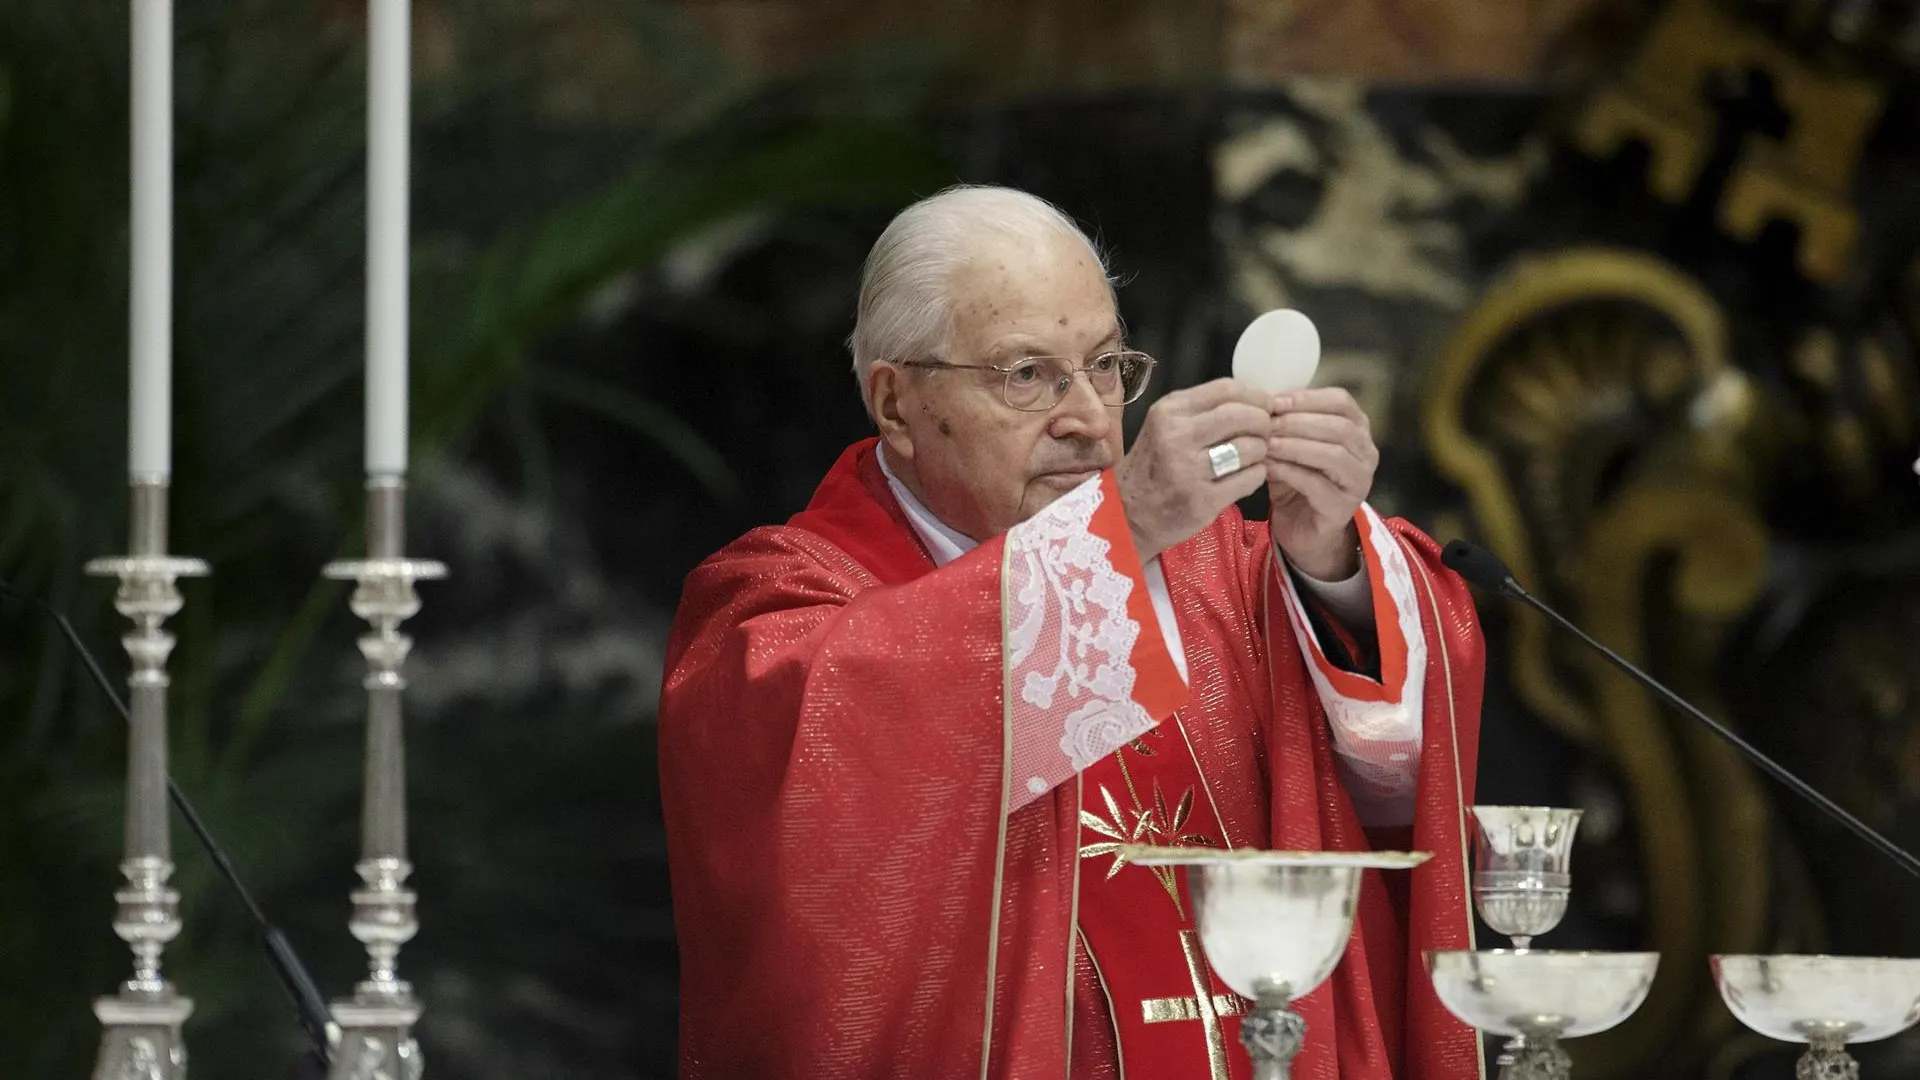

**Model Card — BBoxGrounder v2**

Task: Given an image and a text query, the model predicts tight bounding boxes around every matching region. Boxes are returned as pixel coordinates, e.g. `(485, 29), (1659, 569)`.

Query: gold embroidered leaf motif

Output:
(1101, 786), (1127, 835)
(1180, 835), (1221, 847)
(1076, 838), (1132, 880)
(1153, 782), (1172, 839)
(1129, 810), (1153, 841)
(1080, 810), (1124, 841)
(1128, 737), (1157, 756)
(1154, 868), (1184, 915)
(1172, 788), (1194, 834)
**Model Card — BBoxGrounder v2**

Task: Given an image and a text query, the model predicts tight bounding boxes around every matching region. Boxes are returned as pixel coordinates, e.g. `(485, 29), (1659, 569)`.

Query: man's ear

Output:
(868, 362), (915, 462)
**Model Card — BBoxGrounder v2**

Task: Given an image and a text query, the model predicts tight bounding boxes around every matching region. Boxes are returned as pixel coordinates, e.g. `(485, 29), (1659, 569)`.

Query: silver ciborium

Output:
(1712, 954), (1920, 1079)
(1125, 847), (1430, 1080)
(1428, 805), (1657, 1080)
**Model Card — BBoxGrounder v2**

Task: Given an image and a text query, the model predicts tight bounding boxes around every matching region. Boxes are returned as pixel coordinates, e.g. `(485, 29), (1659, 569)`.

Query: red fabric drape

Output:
(660, 438), (1485, 1079)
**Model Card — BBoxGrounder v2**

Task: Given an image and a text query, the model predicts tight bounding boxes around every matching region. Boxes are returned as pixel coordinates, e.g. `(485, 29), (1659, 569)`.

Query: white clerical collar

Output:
(877, 441), (1192, 684)
(876, 444), (976, 567)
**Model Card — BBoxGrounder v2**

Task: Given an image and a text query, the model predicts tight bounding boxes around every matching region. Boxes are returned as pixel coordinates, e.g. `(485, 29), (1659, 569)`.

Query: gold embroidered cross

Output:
(1142, 993), (1250, 1024)
(1134, 930), (1250, 1080)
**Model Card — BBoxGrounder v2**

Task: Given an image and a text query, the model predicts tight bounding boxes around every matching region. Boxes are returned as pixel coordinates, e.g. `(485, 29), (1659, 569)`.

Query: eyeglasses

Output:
(898, 350), (1157, 413)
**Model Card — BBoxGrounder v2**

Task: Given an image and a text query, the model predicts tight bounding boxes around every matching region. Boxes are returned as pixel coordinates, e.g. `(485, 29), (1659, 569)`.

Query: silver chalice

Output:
(1712, 954), (1920, 1079)
(1428, 805), (1657, 1080)
(1470, 805), (1580, 952)
(1125, 847), (1430, 1080)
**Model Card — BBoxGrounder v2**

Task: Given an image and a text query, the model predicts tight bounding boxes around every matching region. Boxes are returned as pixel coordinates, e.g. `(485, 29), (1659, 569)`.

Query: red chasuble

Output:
(659, 437), (1487, 1080)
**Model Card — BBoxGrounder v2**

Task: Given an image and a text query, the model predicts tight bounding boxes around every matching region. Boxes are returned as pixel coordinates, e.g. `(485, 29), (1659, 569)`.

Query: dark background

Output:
(2, 0), (1919, 1076)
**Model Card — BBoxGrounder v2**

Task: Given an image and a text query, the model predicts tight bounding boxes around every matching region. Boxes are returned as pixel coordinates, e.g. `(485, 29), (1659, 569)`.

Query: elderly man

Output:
(660, 185), (1485, 1080)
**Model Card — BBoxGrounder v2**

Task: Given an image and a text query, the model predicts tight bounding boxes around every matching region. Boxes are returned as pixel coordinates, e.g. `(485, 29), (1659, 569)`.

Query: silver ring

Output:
(1206, 441), (1242, 479)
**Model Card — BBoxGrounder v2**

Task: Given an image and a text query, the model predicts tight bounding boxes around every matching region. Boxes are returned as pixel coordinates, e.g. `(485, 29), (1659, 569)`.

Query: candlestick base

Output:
(327, 994), (422, 1080)
(92, 989), (192, 1080)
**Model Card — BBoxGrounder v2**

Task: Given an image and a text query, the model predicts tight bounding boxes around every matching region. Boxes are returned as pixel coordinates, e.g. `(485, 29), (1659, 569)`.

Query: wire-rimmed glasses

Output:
(897, 350), (1157, 412)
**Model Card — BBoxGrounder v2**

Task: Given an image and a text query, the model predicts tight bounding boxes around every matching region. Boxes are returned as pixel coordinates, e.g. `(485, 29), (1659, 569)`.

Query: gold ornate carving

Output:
(1424, 248), (1740, 745)
(1564, 484), (1772, 1076)
(1719, 163), (1861, 283)
(1575, 89), (1708, 203)
(1424, 247), (1780, 1077)
(1784, 314), (1920, 504)
(1571, 0), (1888, 282)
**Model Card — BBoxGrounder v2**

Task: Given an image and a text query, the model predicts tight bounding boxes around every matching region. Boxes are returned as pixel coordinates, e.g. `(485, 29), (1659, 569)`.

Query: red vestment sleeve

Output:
(661, 528), (1027, 1078)
(1262, 519), (1486, 1080)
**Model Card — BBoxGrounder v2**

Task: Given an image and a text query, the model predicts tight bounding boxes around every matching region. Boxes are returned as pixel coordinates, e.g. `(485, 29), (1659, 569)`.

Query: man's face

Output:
(873, 231), (1126, 542)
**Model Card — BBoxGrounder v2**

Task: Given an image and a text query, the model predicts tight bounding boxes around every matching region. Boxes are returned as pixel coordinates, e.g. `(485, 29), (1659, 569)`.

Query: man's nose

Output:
(1046, 370), (1113, 442)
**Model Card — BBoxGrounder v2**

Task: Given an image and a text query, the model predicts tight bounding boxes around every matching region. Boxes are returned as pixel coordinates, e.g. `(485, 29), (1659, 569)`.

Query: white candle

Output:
(128, 0), (172, 481)
(365, 0), (410, 478)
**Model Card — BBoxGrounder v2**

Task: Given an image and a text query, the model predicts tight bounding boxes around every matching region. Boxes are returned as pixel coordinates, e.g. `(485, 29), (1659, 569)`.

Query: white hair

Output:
(847, 184), (1115, 412)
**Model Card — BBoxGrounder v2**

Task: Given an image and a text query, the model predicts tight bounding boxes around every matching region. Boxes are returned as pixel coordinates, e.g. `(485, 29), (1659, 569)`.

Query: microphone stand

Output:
(0, 580), (335, 1072)
(1442, 540), (1920, 880)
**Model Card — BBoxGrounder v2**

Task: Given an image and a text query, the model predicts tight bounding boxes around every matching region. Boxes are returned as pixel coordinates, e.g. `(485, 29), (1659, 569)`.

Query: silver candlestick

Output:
(84, 479), (207, 1080)
(322, 476), (443, 1080)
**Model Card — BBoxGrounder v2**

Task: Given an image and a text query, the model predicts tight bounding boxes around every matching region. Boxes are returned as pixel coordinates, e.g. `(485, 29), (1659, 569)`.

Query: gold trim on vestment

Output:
(1079, 929), (1127, 1080)
(1406, 538), (1487, 1080)
(982, 543), (1015, 1080)
(1172, 708), (1237, 853)
(1065, 772), (1083, 1078)
(1177, 929), (1234, 1080)
(1074, 544), (1243, 1079)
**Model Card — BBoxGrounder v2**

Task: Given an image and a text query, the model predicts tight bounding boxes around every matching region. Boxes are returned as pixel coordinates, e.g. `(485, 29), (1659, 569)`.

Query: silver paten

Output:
(321, 477), (441, 1080)
(85, 479), (206, 1080)
(1712, 954), (1920, 1079)
(1126, 847), (1429, 1079)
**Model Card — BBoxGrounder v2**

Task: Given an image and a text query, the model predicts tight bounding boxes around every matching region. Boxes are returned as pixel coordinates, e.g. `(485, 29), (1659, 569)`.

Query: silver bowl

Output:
(1427, 949), (1657, 1039)
(1126, 848), (1429, 1079)
(1713, 954), (1920, 1046)
(1427, 949), (1657, 1080)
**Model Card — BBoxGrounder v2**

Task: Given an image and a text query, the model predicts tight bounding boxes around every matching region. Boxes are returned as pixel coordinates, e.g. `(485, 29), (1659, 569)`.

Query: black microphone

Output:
(0, 581), (335, 1068)
(1441, 539), (1920, 881)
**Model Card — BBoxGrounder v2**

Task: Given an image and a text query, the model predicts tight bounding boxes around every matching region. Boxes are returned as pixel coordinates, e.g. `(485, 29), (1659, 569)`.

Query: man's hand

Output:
(1117, 379), (1272, 562)
(1266, 388), (1378, 580)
